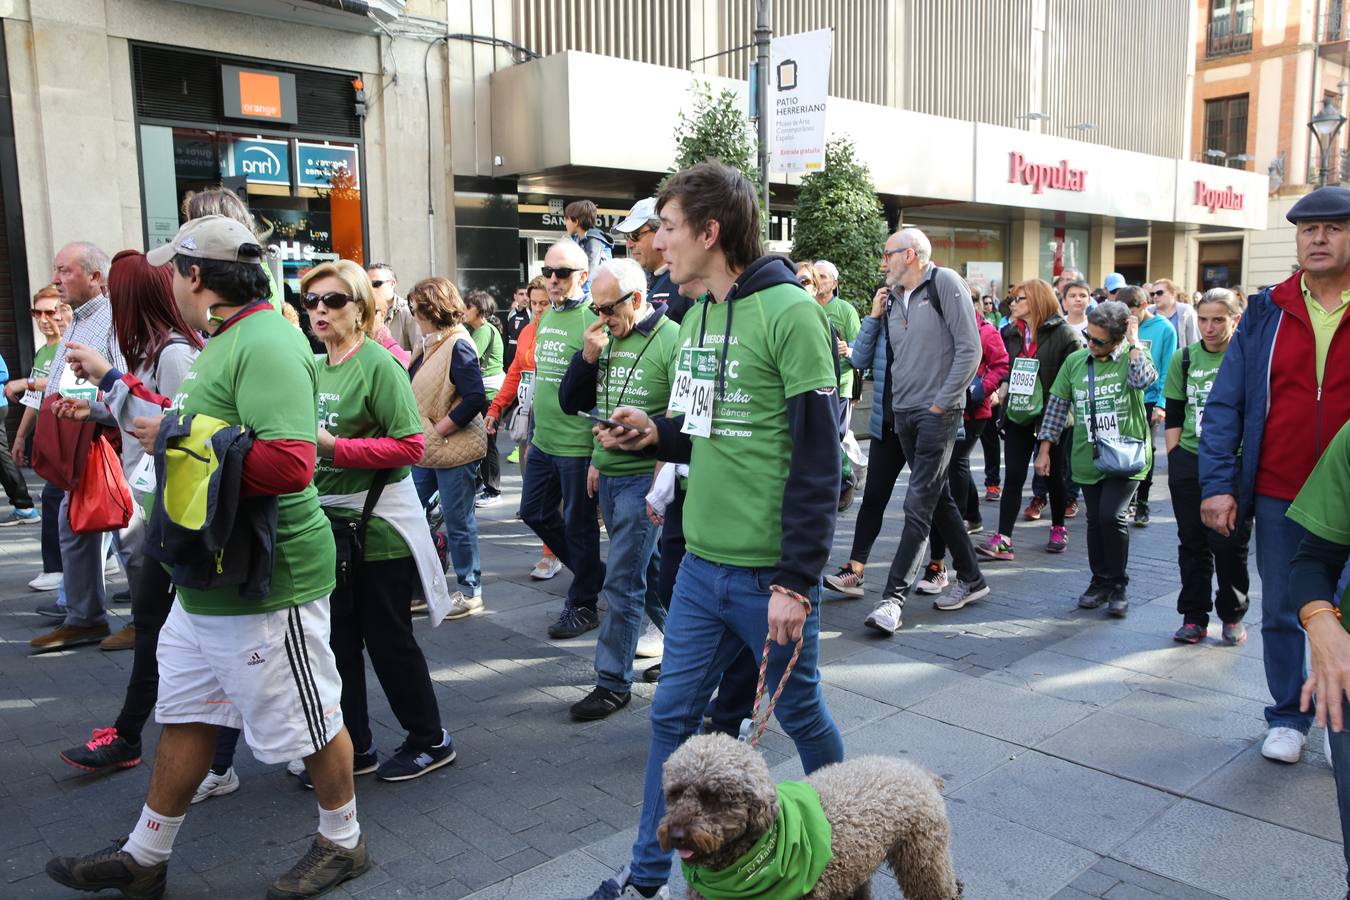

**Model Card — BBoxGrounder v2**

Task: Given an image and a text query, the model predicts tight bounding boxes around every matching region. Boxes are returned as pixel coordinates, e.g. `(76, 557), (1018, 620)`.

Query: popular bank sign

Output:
(1194, 180), (1245, 213)
(1008, 151), (1087, 195)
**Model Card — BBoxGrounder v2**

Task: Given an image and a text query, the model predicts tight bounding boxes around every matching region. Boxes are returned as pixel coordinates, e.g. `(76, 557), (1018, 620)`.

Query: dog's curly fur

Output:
(660, 734), (962, 900)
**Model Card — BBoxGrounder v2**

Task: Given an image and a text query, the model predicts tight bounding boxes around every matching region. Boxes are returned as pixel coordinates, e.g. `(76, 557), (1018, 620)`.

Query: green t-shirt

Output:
(316, 340), (421, 560)
(680, 284), (836, 568)
(471, 322), (504, 401)
(823, 296), (860, 398)
(1287, 420), (1350, 631)
(173, 309), (336, 614)
(1162, 342), (1225, 455)
(1049, 347), (1152, 485)
(532, 301), (598, 457)
(32, 343), (57, 380)
(592, 315), (681, 477)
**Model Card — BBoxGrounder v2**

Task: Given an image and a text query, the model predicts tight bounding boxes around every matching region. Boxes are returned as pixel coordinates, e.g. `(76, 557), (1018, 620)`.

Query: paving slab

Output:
(908, 675), (1096, 747)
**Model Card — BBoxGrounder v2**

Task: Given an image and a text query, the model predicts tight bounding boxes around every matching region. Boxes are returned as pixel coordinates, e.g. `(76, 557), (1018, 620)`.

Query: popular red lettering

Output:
(1194, 180), (1245, 213)
(1008, 152), (1087, 194)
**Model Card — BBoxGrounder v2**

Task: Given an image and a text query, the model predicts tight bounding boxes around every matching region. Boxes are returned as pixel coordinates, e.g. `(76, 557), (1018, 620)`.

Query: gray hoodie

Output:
(886, 262), (981, 413)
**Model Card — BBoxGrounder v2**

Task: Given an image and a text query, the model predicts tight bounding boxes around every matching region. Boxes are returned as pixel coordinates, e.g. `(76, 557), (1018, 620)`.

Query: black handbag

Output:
(326, 470), (392, 601)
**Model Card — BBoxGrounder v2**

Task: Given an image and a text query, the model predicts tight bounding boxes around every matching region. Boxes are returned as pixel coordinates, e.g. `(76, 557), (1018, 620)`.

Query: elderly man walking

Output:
(864, 228), (990, 635)
(1202, 185), (1350, 764)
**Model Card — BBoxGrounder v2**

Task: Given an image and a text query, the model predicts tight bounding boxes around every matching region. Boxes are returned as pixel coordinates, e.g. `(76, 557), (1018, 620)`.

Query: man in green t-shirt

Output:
(558, 258), (680, 721)
(465, 289), (505, 507)
(569, 161), (843, 900)
(45, 216), (367, 900)
(520, 239), (605, 640)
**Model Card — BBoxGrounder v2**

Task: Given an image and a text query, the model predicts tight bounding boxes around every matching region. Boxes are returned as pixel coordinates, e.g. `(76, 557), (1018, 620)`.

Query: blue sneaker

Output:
(376, 730), (456, 781)
(298, 744), (379, 789)
(567, 867), (668, 900)
(0, 508), (39, 526)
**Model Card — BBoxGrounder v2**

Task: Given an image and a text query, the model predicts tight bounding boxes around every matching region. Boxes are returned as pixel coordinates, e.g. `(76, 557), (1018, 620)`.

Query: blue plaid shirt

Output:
(44, 292), (124, 400)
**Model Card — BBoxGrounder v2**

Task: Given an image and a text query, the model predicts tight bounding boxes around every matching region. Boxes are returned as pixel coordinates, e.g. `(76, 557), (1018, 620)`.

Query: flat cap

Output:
(1286, 186), (1350, 223)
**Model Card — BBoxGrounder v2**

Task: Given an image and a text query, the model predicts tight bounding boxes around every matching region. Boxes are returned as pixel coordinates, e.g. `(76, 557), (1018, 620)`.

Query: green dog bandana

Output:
(681, 780), (833, 899)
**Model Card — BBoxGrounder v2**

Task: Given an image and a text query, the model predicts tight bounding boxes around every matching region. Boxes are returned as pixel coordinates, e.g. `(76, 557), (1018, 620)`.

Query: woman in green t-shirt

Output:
(1163, 288), (1251, 646)
(464, 289), (504, 506)
(1035, 297), (1157, 618)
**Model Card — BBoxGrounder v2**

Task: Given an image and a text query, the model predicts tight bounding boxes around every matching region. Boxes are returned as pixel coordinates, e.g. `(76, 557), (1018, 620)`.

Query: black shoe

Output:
(570, 686), (632, 721)
(60, 727), (142, 772)
(46, 837), (167, 900)
(35, 602), (66, 618)
(267, 835), (369, 900)
(299, 745), (379, 789)
(548, 606), (599, 639)
(1173, 623), (1206, 644)
(111, 590), (132, 604)
(1133, 506), (1150, 527)
(377, 732), (456, 781)
(1077, 584), (1109, 609)
(643, 663), (661, 683)
(1107, 590), (1129, 618)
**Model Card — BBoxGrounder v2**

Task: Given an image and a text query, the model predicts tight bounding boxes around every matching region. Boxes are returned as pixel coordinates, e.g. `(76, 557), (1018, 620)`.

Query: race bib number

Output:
(1140, 339), (1152, 357)
(1008, 357), (1040, 396)
(680, 350), (718, 439)
(58, 362), (97, 403)
(1092, 411), (1120, 442)
(669, 348), (696, 414)
(517, 370), (535, 413)
(128, 453), (157, 493)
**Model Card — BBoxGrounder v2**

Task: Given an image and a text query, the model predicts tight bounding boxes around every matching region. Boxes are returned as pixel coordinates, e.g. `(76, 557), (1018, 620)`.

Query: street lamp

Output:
(1308, 96), (1347, 187)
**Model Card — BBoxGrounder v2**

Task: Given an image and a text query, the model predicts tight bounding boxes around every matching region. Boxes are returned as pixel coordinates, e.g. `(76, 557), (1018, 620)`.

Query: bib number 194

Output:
(680, 350), (718, 438)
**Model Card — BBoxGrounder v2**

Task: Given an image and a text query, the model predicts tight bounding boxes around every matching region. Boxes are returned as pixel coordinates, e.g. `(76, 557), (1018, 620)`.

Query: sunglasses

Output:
(1149, 289), (1166, 298)
(302, 291), (355, 310)
(799, 277), (816, 287)
(1085, 334), (1116, 348)
(541, 266), (580, 280)
(369, 279), (389, 289)
(589, 291), (635, 316)
(625, 226), (654, 242)
(32, 308), (61, 319)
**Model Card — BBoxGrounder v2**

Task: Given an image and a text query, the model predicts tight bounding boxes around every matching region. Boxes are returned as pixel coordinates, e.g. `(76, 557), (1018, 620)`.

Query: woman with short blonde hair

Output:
(300, 260), (375, 335)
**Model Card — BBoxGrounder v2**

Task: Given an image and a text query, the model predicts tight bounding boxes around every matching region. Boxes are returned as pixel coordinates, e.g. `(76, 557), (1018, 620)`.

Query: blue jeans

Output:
(1329, 702), (1350, 893)
(594, 473), (665, 692)
(628, 554), (843, 887)
(413, 463), (481, 596)
(1255, 495), (1311, 732)
(520, 445), (603, 611)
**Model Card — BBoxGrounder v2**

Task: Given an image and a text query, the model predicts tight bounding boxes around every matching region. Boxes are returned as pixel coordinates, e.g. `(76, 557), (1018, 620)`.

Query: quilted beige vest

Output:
(410, 326), (488, 468)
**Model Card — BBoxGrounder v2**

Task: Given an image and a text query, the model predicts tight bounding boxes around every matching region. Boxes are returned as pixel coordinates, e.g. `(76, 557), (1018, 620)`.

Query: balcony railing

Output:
(1206, 14), (1254, 58)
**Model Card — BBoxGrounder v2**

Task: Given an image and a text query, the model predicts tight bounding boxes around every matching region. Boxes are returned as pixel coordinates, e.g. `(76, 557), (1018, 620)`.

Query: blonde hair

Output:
(1197, 287), (1242, 318)
(1152, 278), (1184, 301)
(300, 259), (375, 334)
(280, 302), (301, 329)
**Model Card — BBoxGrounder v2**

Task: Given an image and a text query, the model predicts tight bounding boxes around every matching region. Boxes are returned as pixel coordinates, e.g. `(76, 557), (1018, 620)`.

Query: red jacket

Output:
(1253, 274), (1350, 501)
(969, 318), (1010, 420)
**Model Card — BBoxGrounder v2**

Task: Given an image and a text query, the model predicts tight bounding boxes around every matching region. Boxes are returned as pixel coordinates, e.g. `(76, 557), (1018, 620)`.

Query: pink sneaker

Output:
(976, 533), (1014, 561)
(1046, 526), (1068, 554)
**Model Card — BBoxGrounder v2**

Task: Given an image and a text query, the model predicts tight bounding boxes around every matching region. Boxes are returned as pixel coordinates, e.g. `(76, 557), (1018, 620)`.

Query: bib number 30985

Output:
(680, 349), (718, 438)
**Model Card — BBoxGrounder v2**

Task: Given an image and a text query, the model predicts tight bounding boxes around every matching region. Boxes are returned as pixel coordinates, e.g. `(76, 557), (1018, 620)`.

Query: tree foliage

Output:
(662, 81), (760, 192)
(790, 137), (889, 316)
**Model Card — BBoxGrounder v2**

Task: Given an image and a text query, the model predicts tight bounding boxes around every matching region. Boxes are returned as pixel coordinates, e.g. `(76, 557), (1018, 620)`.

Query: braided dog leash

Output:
(741, 587), (811, 748)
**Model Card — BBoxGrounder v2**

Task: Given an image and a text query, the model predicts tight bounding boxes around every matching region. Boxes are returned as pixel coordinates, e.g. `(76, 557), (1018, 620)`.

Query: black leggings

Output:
(998, 420), (1067, 538)
(931, 419), (986, 561)
(849, 424), (907, 564)
(979, 416), (1001, 487)
(112, 556), (177, 742)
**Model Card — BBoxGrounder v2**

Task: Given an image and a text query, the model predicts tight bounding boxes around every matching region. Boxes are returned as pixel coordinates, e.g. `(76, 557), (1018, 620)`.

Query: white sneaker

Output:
(915, 565), (949, 595)
(1261, 726), (1306, 764)
(191, 766), (240, 804)
(934, 577), (990, 612)
(445, 592), (484, 620)
(864, 599), (903, 635)
(286, 759), (306, 777)
(28, 571), (62, 592)
(635, 622), (664, 658)
(104, 556), (122, 577)
(530, 556), (562, 580)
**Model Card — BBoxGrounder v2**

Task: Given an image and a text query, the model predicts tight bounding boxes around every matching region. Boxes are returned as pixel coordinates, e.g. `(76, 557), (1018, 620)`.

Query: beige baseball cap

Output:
(146, 215), (263, 266)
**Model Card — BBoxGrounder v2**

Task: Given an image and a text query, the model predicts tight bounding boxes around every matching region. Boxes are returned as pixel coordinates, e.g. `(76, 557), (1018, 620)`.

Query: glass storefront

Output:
(906, 218), (1009, 298)
(1038, 225), (1091, 283)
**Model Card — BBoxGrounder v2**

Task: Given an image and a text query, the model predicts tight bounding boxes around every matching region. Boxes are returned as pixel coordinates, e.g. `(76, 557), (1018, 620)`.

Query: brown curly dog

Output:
(659, 733), (962, 900)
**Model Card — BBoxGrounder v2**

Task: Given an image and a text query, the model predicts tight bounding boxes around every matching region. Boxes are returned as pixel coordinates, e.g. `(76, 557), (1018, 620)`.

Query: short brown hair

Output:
(657, 161), (763, 270)
(1117, 284), (1149, 311)
(408, 276), (466, 330)
(301, 260), (375, 334)
(564, 199), (597, 231)
(1015, 279), (1060, 335)
(32, 284), (60, 305)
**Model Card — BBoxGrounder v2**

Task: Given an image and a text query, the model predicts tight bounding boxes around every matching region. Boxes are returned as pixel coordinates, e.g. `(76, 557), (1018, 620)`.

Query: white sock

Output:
(317, 797), (360, 849)
(123, 804), (184, 867)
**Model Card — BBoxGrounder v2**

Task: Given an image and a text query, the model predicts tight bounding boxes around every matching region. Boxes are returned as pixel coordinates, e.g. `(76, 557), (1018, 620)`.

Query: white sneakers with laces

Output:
(635, 622), (664, 658)
(530, 556), (563, 580)
(1261, 726), (1306, 764)
(864, 599), (903, 635)
(445, 592), (484, 620)
(191, 767), (240, 804)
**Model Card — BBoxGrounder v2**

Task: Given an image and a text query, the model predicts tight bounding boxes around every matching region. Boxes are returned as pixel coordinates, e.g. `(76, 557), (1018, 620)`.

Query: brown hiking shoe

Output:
(46, 837), (167, 900)
(31, 622), (110, 653)
(267, 834), (369, 899)
(101, 624), (136, 652)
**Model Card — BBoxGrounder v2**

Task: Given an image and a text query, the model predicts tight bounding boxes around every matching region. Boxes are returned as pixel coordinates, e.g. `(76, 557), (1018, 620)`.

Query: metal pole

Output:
(754, 0), (771, 232)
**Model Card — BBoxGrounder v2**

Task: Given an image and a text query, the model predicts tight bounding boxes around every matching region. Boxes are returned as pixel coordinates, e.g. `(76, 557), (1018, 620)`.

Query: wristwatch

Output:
(26, 376), (35, 391)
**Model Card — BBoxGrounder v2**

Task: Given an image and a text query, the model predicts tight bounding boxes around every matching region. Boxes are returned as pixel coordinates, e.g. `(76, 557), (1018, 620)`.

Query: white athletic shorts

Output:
(155, 596), (344, 764)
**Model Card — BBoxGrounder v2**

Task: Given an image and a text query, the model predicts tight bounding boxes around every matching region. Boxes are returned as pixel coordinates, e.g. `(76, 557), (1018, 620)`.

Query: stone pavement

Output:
(0, 444), (1344, 900)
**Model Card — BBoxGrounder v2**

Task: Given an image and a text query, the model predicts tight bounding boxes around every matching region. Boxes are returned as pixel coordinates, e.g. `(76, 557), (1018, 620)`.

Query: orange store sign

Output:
(222, 65), (297, 125)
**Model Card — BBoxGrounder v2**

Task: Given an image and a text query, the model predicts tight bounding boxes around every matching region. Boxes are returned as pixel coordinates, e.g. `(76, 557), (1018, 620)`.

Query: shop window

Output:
(905, 219), (1008, 298)
(1204, 95), (1249, 168)
(1038, 226), (1090, 286)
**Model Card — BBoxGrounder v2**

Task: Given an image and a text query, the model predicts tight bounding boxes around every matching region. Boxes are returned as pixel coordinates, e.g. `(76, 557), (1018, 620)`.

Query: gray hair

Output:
(1087, 300), (1131, 341)
(546, 239), (588, 270)
(895, 227), (932, 264)
(1198, 287), (1242, 317)
(813, 259), (839, 281)
(596, 257), (647, 299)
(63, 242), (110, 280)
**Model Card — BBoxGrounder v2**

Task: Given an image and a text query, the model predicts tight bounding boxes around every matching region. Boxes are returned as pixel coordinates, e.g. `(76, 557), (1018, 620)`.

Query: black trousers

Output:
(657, 482), (686, 612)
(1081, 478), (1139, 592)
(931, 419), (986, 560)
(1136, 402), (1157, 510)
(479, 430), (501, 496)
(112, 553), (177, 742)
(1168, 447), (1252, 626)
(998, 420), (1067, 537)
(0, 421), (33, 509)
(980, 416), (1001, 487)
(330, 556), (443, 752)
(41, 481), (63, 572)
(849, 424), (907, 564)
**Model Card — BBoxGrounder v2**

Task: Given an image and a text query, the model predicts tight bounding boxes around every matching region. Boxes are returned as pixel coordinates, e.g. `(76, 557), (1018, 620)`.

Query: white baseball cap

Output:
(613, 197), (659, 235)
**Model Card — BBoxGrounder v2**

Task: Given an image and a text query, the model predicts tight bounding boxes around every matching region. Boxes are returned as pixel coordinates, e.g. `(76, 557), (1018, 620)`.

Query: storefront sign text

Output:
(222, 65), (298, 125)
(768, 29), (832, 173)
(1194, 180), (1245, 213)
(230, 138), (290, 186)
(1008, 152), (1087, 194)
(296, 142), (361, 190)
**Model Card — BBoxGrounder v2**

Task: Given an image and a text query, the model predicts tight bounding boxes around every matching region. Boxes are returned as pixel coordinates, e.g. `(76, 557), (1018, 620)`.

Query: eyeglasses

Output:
(883, 247), (911, 260)
(1149, 289), (1166, 298)
(799, 277), (816, 287)
(369, 279), (389, 289)
(589, 291), (635, 316)
(302, 291), (355, 310)
(541, 266), (580, 280)
(624, 226), (654, 242)
(1085, 334), (1116, 348)
(32, 308), (60, 319)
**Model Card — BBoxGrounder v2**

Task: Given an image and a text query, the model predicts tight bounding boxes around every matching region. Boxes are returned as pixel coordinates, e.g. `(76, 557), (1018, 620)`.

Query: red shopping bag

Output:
(68, 435), (133, 533)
